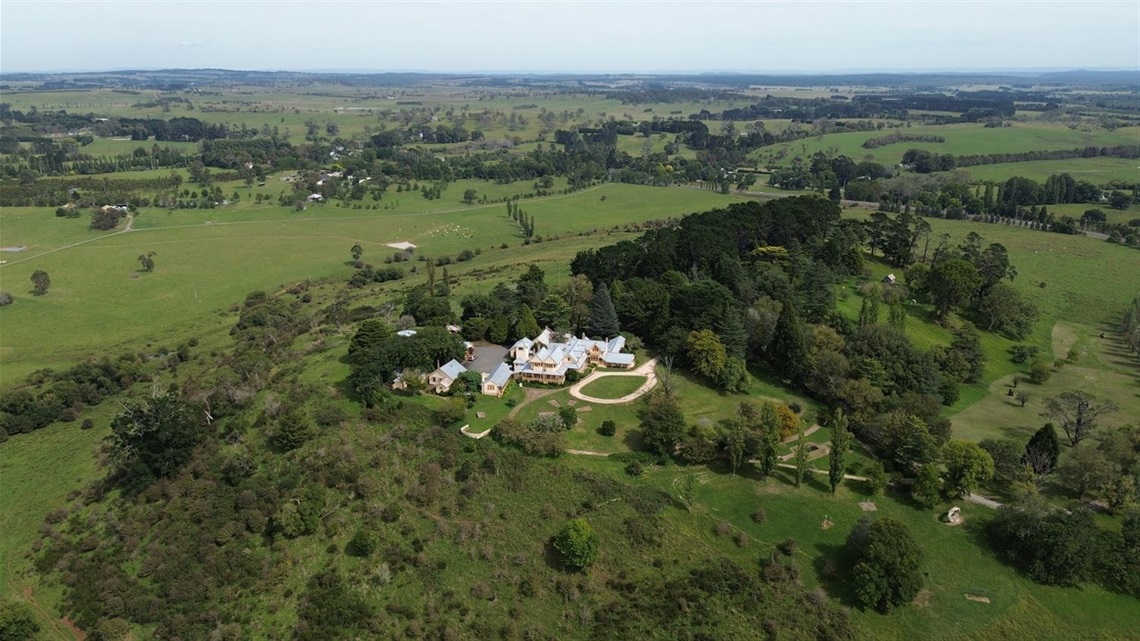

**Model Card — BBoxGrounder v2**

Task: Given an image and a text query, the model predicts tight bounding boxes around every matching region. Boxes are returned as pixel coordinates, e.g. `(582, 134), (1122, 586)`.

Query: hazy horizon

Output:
(2, 66), (1137, 77)
(2, 1), (1138, 75)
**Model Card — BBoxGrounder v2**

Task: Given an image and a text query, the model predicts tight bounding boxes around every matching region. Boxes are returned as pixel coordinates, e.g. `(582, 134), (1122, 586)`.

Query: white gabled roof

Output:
(396, 329), (417, 337)
(438, 359), (467, 380)
(534, 327), (553, 346)
(511, 337), (533, 351)
(604, 353), (635, 366)
(487, 362), (512, 388)
(607, 335), (626, 353)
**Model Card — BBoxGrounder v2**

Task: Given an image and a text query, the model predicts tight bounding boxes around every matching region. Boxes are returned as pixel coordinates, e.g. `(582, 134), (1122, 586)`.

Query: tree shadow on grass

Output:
(812, 542), (863, 609)
(541, 538), (567, 572)
(620, 428), (645, 452)
(804, 470), (831, 493)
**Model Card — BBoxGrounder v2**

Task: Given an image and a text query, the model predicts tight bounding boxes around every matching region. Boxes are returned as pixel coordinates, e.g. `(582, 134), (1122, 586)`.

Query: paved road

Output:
(568, 357), (660, 405)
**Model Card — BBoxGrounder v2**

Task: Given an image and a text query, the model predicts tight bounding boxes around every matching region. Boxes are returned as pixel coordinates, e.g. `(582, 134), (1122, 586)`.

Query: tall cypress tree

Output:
(828, 409), (851, 494)
(888, 297), (906, 331)
(1023, 423), (1061, 474)
(757, 401), (780, 477)
(588, 282), (621, 338)
(513, 304), (540, 342)
(770, 302), (807, 383)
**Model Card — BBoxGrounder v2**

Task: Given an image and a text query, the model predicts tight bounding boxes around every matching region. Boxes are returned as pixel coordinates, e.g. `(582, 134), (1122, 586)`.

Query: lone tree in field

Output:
(847, 516), (924, 612)
(462, 188), (477, 204)
(1041, 391), (1118, 447)
(138, 251), (156, 272)
(30, 270), (51, 295)
(351, 243), (363, 262)
(553, 518), (599, 570)
(587, 282), (620, 338)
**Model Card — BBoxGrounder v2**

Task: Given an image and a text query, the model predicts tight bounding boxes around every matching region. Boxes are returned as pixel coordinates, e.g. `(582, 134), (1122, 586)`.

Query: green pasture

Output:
(753, 121), (1140, 169)
(841, 209), (1140, 328)
(0, 406), (116, 638)
(961, 156), (1140, 185)
(0, 183), (750, 385)
(951, 321), (1140, 444)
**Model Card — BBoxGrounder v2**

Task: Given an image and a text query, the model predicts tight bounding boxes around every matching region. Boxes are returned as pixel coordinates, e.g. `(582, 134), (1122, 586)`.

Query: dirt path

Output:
(772, 463), (868, 481)
(1, 212), (136, 268)
(507, 387), (562, 419)
(566, 449), (610, 457)
(964, 492), (1003, 509)
(780, 423), (820, 444)
(7, 578), (81, 641)
(568, 357), (660, 405)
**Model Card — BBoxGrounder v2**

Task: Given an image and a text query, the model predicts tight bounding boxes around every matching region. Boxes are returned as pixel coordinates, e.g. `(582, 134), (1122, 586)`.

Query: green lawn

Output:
(577, 375), (649, 400)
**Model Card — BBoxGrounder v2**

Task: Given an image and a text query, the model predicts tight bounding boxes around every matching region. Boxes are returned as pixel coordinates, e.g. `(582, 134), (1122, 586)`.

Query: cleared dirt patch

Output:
(965, 594), (992, 604)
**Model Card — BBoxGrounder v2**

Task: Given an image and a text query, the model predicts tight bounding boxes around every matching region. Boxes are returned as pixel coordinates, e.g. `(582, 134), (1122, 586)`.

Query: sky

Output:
(1, 1), (1137, 74)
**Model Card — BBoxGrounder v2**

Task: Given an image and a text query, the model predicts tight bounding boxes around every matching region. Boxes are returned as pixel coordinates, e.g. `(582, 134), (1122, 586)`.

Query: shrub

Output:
(552, 518), (599, 569)
(80, 418), (94, 430)
(0, 599), (40, 640)
(0, 292), (12, 306)
(1028, 358), (1052, 384)
(313, 402), (349, 428)
(599, 420), (616, 437)
(713, 522), (732, 537)
(624, 461), (643, 476)
(751, 508), (768, 524)
(777, 537), (797, 556)
(1009, 344), (1039, 365)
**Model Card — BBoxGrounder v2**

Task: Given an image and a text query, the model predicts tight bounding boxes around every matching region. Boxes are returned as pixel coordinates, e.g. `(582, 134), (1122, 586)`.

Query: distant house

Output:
(447, 324), (462, 334)
(510, 327), (635, 385)
(481, 362), (513, 397)
(396, 329), (417, 338)
(307, 193), (323, 202)
(428, 359), (467, 394)
(882, 273), (897, 285)
(391, 370), (422, 392)
(463, 341), (476, 361)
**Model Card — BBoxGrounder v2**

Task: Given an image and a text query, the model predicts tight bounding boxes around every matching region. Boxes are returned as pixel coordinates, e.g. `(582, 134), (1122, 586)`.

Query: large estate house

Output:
(392, 327), (635, 395)
(510, 328), (634, 385)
